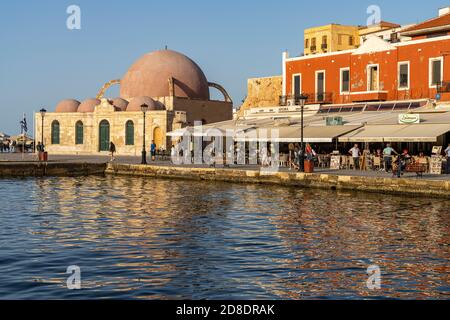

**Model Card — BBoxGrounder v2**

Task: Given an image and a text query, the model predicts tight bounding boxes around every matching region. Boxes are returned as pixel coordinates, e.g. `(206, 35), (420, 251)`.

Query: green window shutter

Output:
(51, 121), (60, 145)
(125, 121), (134, 145)
(76, 121), (84, 145)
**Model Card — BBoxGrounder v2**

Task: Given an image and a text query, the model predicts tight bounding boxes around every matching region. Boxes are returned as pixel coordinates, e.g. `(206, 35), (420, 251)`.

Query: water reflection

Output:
(0, 176), (448, 299)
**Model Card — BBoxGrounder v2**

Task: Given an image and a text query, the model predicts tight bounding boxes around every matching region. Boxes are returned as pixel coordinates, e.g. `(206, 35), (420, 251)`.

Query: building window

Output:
(51, 120), (60, 145)
(429, 57), (443, 87)
(305, 38), (309, 48)
(292, 74), (302, 96)
(316, 70), (326, 102)
(349, 36), (354, 46)
(125, 120), (134, 146)
(340, 68), (350, 93)
(338, 34), (343, 45)
(398, 62), (410, 90)
(75, 121), (83, 145)
(367, 64), (379, 91)
(311, 38), (316, 51)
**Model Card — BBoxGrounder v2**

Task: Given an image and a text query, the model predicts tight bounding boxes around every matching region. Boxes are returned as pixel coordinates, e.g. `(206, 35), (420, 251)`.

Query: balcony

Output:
(321, 43), (328, 50)
(279, 93), (333, 106)
(310, 45), (317, 52)
(437, 81), (450, 93)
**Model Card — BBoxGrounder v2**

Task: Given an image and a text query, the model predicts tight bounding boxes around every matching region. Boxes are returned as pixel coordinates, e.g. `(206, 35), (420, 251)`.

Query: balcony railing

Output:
(279, 93), (333, 106)
(437, 81), (450, 93)
(310, 45), (317, 52)
(321, 43), (328, 49)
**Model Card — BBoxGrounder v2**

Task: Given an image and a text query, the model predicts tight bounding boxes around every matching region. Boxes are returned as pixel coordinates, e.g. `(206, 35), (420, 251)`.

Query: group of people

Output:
(0, 140), (14, 153)
(347, 143), (450, 175)
(290, 143), (317, 170)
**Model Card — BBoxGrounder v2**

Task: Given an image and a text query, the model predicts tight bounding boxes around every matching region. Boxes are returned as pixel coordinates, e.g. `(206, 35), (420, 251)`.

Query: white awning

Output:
(338, 124), (450, 142)
(235, 125), (362, 143)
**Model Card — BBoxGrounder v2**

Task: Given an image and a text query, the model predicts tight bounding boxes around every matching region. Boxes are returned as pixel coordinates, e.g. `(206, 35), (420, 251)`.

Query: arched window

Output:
(51, 120), (60, 145)
(75, 121), (83, 145)
(125, 120), (134, 146)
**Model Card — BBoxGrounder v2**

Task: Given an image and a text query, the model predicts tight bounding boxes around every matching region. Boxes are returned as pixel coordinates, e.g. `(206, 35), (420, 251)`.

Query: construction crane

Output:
(96, 79), (121, 99)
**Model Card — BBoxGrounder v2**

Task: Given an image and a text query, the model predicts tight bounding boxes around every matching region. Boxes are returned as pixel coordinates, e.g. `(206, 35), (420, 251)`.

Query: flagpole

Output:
(21, 113), (25, 161)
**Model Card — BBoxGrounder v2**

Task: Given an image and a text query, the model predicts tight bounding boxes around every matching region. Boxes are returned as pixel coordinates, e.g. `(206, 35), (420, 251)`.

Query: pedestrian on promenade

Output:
(348, 144), (361, 170)
(383, 143), (398, 173)
(109, 142), (116, 162)
(445, 143), (450, 174)
(150, 140), (157, 161)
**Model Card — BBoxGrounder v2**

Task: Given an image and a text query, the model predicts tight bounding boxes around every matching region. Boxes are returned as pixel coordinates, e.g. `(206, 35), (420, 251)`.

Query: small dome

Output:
(126, 96), (165, 112)
(77, 98), (100, 113)
(120, 50), (210, 100)
(112, 98), (128, 111)
(55, 99), (80, 113)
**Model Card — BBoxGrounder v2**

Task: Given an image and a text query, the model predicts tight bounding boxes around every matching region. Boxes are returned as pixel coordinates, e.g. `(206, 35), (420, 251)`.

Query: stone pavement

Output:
(1, 152), (450, 181)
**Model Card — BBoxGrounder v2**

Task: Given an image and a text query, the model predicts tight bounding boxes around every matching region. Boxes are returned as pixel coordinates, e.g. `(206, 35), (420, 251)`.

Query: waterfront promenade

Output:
(1, 153), (450, 198)
(1, 153), (450, 181)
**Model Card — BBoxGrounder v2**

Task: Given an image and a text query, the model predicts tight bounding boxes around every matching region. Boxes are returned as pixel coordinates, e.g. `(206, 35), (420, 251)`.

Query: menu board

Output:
(430, 156), (443, 175)
(330, 156), (341, 170)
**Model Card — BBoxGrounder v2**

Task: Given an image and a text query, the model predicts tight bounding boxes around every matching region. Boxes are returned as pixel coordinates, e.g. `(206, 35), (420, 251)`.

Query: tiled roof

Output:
(401, 13), (450, 34)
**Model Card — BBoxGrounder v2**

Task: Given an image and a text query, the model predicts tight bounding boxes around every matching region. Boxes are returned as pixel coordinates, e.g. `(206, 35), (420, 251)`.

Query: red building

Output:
(282, 12), (450, 106)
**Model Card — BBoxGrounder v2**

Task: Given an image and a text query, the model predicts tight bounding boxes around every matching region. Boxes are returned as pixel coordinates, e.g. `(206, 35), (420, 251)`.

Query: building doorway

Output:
(368, 65), (379, 91)
(99, 120), (110, 152)
(153, 127), (163, 149)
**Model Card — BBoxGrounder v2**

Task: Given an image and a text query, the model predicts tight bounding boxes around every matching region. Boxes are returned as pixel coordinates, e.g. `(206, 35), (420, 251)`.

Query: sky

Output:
(0, 0), (448, 134)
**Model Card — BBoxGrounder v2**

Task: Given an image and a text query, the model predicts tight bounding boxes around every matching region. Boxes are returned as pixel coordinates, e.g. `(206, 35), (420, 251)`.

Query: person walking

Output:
(150, 140), (157, 162)
(109, 142), (116, 162)
(348, 144), (361, 170)
(445, 143), (450, 174)
(383, 143), (398, 173)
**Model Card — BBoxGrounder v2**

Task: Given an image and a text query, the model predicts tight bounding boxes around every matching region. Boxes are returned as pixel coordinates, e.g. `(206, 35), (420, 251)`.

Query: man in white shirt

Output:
(348, 144), (361, 170)
(445, 143), (450, 174)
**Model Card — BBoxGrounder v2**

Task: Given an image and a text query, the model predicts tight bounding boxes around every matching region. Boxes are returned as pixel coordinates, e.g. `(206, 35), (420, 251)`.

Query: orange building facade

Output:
(283, 35), (450, 105)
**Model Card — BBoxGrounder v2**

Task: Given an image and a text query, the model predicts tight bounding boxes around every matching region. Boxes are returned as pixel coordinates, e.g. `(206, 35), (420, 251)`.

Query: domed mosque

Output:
(36, 49), (233, 155)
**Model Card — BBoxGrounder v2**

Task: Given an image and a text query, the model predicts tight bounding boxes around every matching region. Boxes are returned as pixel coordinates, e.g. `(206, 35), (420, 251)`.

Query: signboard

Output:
(430, 156), (443, 175)
(326, 117), (344, 126)
(432, 146), (442, 155)
(330, 155), (341, 170)
(398, 114), (420, 124)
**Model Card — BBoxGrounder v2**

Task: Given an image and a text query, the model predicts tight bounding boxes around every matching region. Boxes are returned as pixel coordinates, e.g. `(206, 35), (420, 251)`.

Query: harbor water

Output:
(0, 175), (448, 299)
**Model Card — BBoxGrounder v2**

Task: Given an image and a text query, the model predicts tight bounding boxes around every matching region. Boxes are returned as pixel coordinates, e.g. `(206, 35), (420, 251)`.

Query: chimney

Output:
(439, 6), (450, 16)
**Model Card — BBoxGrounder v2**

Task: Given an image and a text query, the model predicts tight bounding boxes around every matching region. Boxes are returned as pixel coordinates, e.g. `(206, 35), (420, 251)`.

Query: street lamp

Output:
(39, 108), (46, 152)
(298, 94), (308, 172)
(141, 103), (149, 165)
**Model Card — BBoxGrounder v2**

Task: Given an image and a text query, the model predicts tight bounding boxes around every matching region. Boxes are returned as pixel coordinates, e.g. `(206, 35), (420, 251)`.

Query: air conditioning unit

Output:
(287, 98), (296, 106)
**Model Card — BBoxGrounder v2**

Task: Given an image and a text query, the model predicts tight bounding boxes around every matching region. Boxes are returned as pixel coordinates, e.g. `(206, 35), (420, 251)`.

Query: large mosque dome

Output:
(120, 50), (210, 101)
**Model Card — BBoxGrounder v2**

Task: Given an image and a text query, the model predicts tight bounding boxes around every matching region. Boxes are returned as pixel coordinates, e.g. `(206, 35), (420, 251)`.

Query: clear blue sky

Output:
(0, 0), (447, 134)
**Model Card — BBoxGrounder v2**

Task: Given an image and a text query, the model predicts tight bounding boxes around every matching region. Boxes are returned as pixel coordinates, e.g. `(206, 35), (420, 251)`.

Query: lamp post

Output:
(141, 103), (149, 165)
(298, 94), (308, 172)
(39, 108), (46, 152)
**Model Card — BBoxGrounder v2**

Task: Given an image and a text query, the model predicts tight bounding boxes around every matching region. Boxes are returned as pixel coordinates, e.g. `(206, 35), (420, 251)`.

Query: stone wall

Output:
(106, 163), (450, 198)
(238, 76), (283, 117)
(0, 162), (106, 177)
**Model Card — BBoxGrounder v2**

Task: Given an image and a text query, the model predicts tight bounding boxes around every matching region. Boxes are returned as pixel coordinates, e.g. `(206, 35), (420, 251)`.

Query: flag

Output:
(20, 114), (28, 134)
